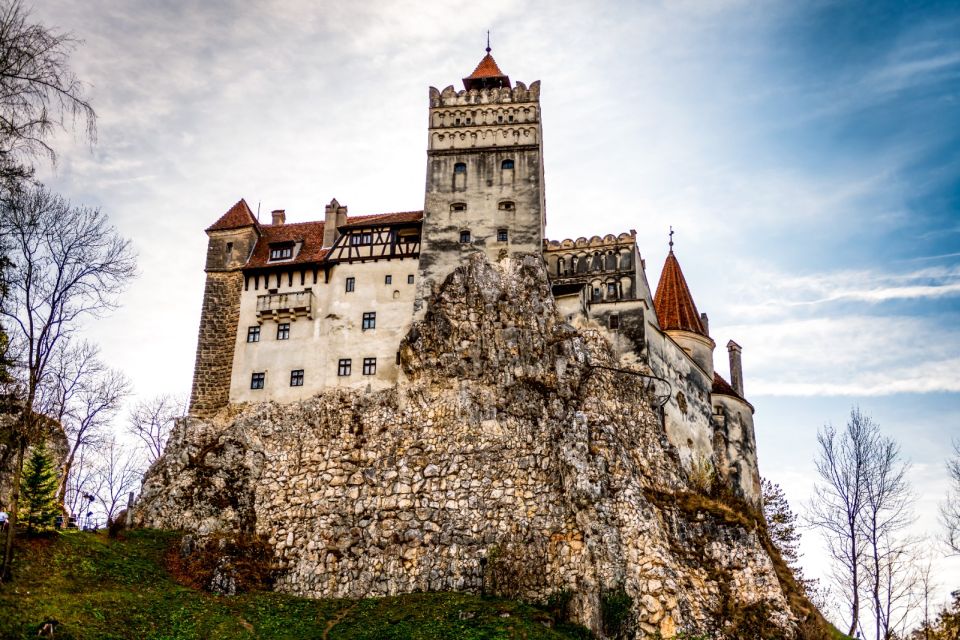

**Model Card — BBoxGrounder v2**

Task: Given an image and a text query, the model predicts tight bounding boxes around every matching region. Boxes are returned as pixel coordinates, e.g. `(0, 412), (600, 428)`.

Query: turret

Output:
(189, 199), (260, 416)
(652, 236), (715, 379)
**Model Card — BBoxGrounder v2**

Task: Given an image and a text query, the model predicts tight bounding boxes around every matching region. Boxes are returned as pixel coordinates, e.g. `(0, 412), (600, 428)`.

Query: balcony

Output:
(256, 289), (314, 321)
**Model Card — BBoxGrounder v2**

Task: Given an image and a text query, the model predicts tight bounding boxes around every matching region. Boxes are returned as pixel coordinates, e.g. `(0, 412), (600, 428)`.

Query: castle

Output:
(188, 47), (760, 504)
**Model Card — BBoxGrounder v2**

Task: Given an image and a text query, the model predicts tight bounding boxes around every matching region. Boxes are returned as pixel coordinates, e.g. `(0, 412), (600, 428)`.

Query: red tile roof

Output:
(244, 221), (328, 269)
(206, 199), (258, 232)
(467, 53), (507, 79)
(241, 210), (423, 269)
(338, 211), (423, 229)
(463, 52), (510, 91)
(653, 251), (706, 335)
(712, 373), (739, 397)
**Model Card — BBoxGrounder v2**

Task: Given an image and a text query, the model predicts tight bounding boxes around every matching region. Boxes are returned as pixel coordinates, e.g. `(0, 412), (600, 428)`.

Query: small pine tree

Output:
(19, 441), (60, 532)
(762, 478), (801, 566)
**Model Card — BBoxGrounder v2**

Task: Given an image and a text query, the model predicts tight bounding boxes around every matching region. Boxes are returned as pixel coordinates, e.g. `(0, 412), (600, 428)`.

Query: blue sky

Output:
(30, 0), (960, 626)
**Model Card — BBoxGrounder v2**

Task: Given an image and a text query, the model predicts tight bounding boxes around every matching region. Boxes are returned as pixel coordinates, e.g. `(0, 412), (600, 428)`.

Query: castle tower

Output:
(414, 47), (545, 316)
(653, 242), (715, 379)
(189, 199), (260, 416)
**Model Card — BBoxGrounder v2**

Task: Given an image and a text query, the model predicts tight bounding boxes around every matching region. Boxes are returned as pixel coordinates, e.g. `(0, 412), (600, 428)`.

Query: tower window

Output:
(459, 230), (471, 244)
(277, 323), (290, 340)
(345, 277), (355, 292)
(290, 369), (304, 386)
(497, 229), (508, 242)
(454, 163), (466, 174)
(407, 274), (415, 284)
(362, 357), (377, 376)
(362, 312), (376, 330)
(455, 117), (461, 125)
(508, 114), (513, 122)
(385, 275), (392, 285)
(465, 117), (471, 124)
(338, 359), (351, 376)
(250, 372), (265, 389)
(501, 159), (514, 170)
(609, 314), (620, 330)
(450, 202), (467, 213)
(498, 201), (515, 211)
(607, 283), (617, 299)
(498, 115), (503, 123)
(247, 326), (260, 343)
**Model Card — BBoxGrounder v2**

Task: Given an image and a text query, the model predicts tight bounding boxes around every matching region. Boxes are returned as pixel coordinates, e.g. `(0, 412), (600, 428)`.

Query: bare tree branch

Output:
(127, 394), (184, 465)
(941, 439), (960, 556)
(93, 436), (142, 525)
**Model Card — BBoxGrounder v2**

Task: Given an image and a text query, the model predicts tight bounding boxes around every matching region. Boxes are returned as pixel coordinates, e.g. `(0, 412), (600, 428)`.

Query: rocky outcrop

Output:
(136, 253), (805, 638)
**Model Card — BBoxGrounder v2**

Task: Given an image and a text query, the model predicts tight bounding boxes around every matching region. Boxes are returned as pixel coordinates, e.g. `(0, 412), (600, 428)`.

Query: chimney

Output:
(727, 340), (743, 397)
(700, 312), (709, 336)
(271, 209), (286, 225)
(323, 198), (348, 247)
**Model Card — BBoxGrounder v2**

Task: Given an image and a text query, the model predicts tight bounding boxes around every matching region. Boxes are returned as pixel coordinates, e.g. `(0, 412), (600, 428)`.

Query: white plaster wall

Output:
(229, 258), (418, 403)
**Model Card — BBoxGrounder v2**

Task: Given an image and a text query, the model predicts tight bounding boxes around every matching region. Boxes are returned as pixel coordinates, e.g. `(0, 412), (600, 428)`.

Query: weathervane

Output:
(669, 226), (674, 252)
(486, 30), (491, 53)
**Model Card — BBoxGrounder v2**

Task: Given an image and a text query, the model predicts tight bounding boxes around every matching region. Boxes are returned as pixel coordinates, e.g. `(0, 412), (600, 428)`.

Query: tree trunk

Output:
(1, 439), (26, 581)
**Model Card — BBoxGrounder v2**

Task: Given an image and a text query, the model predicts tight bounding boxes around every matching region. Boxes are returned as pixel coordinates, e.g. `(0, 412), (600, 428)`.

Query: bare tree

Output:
(808, 407), (879, 637)
(93, 436), (141, 525)
(0, 184), (135, 578)
(942, 439), (960, 555)
(913, 551), (937, 640)
(860, 434), (912, 640)
(128, 394), (184, 464)
(0, 0), (95, 184)
(63, 442), (101, 519)
(37, 340), (129, 508)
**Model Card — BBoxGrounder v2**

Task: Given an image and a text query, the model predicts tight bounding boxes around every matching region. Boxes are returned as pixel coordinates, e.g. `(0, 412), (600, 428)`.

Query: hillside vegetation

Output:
(0, 530), (590, 640)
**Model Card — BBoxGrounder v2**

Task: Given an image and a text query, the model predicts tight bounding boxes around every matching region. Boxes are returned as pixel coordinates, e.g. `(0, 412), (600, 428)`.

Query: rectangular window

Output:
(338, 359), (351, 376)
(459, 230), (471, 244)
(609, 314), (620, 330)
(362, 312), (376, 330)
(290, 369), (304, 386)
(362, 357), (377, 376)
(350, 232), (373, 246)
(407, 274), (414, 284)
(345, 277), (355, 292)
(250, 372), (265, 389)
(247, 326), (260, 343)
(385, 275), (392, 285)
(277, 323), (290, 340)
(497, 228), (508, 242)
(269, 246), (293, 260)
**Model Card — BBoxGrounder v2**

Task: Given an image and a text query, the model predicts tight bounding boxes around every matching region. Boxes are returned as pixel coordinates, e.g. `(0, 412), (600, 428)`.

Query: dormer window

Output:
(268, 243), (294, 261)
(350, 232), (372, 246)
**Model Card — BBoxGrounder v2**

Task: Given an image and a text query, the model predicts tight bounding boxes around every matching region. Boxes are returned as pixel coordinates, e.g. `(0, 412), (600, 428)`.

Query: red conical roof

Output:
(654, 250), (706, 335)
(206, 199), (258, 232)
(463, 50), (510, 91)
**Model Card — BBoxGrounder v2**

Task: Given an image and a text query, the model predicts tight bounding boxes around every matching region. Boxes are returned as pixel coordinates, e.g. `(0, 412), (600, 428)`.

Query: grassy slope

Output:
(0, 530), (589, 640)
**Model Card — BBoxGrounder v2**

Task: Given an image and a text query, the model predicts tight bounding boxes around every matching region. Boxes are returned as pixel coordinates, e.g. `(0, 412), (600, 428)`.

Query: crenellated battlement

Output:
(429, 80), (541, 107)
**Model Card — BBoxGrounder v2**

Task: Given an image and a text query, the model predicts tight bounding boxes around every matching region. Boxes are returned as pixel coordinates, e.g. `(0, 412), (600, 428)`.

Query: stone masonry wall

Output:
(189, 271), (243, 417)
(140, 254), (801, 638)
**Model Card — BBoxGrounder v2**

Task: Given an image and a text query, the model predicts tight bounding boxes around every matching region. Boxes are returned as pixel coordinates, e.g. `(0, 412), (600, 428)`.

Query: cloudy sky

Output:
(30, 0), (960, 624)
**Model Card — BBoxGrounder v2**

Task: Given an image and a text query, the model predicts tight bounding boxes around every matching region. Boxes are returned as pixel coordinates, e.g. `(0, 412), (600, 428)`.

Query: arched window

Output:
(592, 253), (603, 272)
(620, 252), (632, 270)
(502, 159), (514, 170)
(557, 257), (565, 275)
(577, 256), (588, 274)
(605, 252), (617, 271)
(453, 162), (467, 191)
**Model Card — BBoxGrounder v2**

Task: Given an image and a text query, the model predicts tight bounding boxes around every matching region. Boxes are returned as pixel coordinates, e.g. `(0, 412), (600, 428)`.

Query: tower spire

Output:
(486, 30), (491, 53)
(669, 226), (674, 253)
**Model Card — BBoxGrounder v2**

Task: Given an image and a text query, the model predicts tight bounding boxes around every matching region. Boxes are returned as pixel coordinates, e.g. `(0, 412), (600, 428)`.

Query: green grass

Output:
(0, 530), (590, 640)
